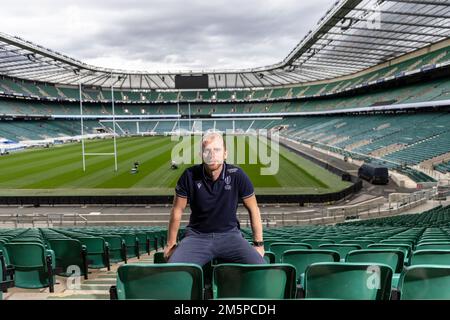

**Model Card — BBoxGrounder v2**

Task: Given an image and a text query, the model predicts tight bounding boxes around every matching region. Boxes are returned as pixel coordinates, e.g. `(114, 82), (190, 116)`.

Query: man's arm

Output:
(164, 194), (188, 260)
(242, 194), (264, 257)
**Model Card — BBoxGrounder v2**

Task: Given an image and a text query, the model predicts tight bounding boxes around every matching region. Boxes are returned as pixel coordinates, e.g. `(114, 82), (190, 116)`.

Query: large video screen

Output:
(175, 74), (209, 89)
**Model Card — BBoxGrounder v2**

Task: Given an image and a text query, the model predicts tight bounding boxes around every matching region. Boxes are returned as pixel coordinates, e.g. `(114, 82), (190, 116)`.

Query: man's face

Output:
(202, 137), (227, 171)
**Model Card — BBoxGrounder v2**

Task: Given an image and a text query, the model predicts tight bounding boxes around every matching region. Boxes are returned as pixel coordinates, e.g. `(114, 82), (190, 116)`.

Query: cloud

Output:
(0, 0), (336, 71)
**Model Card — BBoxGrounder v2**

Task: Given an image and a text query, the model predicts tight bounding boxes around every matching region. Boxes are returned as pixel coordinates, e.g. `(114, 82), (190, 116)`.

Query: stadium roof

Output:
(0, 0), (449, 89)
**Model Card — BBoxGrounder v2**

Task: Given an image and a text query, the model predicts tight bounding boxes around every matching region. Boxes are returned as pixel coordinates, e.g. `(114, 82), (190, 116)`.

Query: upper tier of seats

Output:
(1, 75), (450, 117)
(0, 45), (449, 103)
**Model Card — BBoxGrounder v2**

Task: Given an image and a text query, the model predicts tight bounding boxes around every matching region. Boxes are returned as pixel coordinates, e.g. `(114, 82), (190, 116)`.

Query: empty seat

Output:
(135, 233), (149, 255)
(269, 242), (312, 262)
(0, 250), (15, 300)
(368, 244), (411, 263)
(47, 239), (88, 279)
(4, 242), (57, 292)
(213, 263), (296, 299)
(304, 262), (393, 300)
(346, 249), (404, 287)
(410, 250), (450, 266)
(416, 242), (450, 250)
(110, 263), (203, 300)
(118, 234), (139, 259)
(263, 251), (276, 264)
(381, 239), (415, 249)
(281, 249), (339, 294)
(263, 239), (294, 251)
(319, 244), (362, 261)
(341, 240), (375, 249)
(0, 245), (15, 285)
(346, 249), (404, 274)
(101, 235), (126, 264)
(398, 265), (450, 300)
(78, 237), (110, 270)
(301, 239), (334, 249)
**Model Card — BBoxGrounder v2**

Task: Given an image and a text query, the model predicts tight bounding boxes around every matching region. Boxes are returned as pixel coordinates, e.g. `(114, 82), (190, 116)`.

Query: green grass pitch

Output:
(0, 136), (351, 196)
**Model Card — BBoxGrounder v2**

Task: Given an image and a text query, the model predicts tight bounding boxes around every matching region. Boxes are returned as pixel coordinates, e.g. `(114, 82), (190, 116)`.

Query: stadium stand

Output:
(0, 0), (450, 302)
(1, 44), (449, 103)
(1, 205), (448, 299)
(2, 75), (450, 117)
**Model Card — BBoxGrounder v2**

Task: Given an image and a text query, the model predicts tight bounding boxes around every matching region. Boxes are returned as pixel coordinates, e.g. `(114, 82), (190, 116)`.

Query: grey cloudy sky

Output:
(0, 0), (337, 72)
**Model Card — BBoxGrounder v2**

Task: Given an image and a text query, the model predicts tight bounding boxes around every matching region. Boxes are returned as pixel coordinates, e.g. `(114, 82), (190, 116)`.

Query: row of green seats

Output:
(109, 262), (450, 300)
(0, 228), (57, 292)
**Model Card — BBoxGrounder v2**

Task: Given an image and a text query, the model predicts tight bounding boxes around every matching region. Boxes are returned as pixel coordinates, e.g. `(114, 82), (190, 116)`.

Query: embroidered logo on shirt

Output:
(224, 176), (232, 190)
(197, 182), (202, 189)
(227, 168), (238, 174)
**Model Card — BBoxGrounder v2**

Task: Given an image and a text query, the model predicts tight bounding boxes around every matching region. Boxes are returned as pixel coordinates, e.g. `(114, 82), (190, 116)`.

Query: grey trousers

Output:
(168, 227), (265, 266)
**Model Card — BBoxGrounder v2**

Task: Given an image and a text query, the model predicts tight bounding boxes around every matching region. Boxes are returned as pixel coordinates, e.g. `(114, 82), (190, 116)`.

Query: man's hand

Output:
(163, 243), (177, 261)
(254, 245), (265, 257)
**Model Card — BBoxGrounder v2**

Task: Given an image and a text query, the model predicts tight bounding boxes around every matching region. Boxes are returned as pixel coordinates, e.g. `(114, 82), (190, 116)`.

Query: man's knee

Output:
(240, 246), (266, 264)
(168, 239), (213, 266)
(220, 235), (265, 264)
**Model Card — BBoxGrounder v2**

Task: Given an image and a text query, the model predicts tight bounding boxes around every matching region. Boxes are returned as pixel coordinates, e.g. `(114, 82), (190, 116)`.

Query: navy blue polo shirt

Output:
(175, 162), (255, 233)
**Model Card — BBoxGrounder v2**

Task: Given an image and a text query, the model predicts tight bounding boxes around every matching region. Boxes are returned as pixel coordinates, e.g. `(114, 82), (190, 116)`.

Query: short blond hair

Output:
(201, 131), (226, 150)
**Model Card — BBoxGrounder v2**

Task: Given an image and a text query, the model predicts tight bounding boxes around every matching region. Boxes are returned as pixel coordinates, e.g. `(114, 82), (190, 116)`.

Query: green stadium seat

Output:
(397, 265), (450, 300)
(418, 238), (450, 243)
(416, 242), (450, 250)
(0, 250), (15, 300)
(118, 234), (139, 259)
(263, 251), (276, 264)
(212, 263), (296, 299)
(346, 249), (404, 273)
(47, 239), (88, 279)
(304, 262), (393, 300)
(77, 237), (110, 270)
(381, 239), (416, 248)
(360, 237), (384, 243)
(410, 250), (450, 266)
(269, 242), (313, 262)
(319, 244), (362, 261)
(281, 249), (340, 297)
(263, 239), (294, 251)
(136, 233), (149, 255)
(110, 263), (203, 300)
(346, 249), (404, 287)
(4, 242), (57, 292)
(341, 240), (375, 248)
(0, 244), (15, 283)
(301, 239), (334, 249)
(368, 244), (411, 264)
(101, 235), (127, 264)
